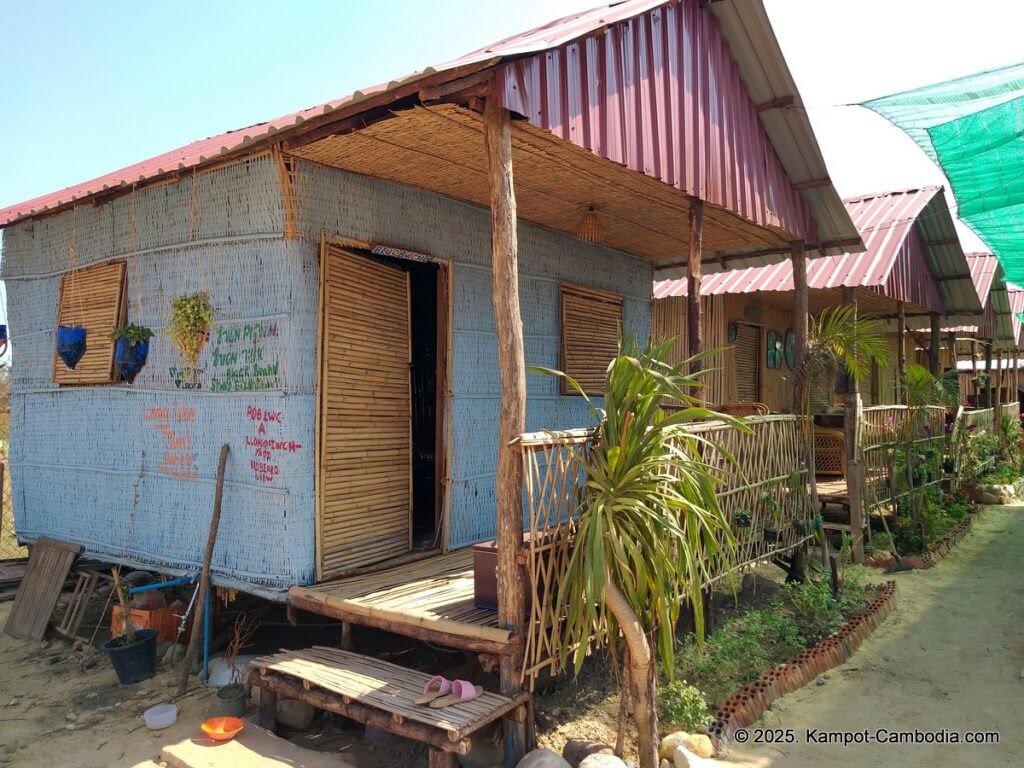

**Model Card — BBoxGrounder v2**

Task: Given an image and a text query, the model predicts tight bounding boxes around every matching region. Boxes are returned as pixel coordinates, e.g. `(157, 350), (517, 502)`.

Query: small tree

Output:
(536, 335), (742, 768)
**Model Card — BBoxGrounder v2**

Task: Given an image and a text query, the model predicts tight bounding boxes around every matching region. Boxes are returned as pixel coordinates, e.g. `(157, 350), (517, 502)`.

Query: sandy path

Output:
(727, 503), (1024, 768)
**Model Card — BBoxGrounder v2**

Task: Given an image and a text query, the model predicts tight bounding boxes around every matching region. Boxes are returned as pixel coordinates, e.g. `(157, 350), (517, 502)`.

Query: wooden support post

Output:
(985, 340), (993, 408)
(896, 301), (907, 404)
(947, 331), (957, 375)
(686, 198), (705, 386)
(484, 95), (526, 768)
(791, 240), (808, 415)
(176, 444), (229, 697)
(790, 240), (818, 558)
(258, 686), (278, 731)
(929, 313), (941, 376)
(340, 621), (354, 651)
(842, 287), (865, 564)
(1011, 344), (1019, 399)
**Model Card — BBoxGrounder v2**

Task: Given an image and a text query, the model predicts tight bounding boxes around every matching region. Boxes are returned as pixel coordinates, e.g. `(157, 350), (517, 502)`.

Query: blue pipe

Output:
(203, 588), (211, 683)
(127, 575), (196, 594)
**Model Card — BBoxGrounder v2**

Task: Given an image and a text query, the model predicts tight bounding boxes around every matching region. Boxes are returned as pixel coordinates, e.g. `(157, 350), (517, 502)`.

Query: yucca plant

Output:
(534, 335), (744, 768)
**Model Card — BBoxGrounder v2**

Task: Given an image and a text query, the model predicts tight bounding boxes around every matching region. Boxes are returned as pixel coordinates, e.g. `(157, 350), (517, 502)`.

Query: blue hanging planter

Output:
(56, 325), (88, 369)
(114, 337), (150, 383)
(0, 324), (7, 343)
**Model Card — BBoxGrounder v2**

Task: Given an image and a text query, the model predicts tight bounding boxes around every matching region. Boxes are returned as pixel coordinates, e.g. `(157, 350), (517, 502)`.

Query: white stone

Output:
(671, 746), (691, 768)
(578, 755), (627, 768)
(517, 748), (572, 768)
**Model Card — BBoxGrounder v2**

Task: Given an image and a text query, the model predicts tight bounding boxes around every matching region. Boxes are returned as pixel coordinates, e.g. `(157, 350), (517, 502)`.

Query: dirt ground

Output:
(1, 503), (1022, 767)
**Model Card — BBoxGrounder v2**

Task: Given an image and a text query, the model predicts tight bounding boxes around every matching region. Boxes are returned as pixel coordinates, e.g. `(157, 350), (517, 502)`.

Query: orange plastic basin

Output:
(201, 716), (245, 742)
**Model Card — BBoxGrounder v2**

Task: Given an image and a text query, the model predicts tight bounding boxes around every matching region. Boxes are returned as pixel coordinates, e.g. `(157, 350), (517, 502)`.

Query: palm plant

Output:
(805, 305), (889, 406)
(534, 335), (743, 768)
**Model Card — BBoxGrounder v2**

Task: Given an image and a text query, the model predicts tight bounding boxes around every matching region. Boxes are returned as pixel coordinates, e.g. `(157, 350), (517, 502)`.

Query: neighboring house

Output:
(0, 0), (858, 594)
(652, 186), (983, 410)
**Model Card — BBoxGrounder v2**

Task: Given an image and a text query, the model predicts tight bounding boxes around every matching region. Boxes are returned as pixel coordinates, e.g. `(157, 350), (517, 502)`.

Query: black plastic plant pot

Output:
(101, 628), (158, 685)
(763, 527), (780, 544)
(943, 460), (956, 474)
(114, 337), (150, 383)
(912, 471), (923, 487)
(56, 325), (88, 369)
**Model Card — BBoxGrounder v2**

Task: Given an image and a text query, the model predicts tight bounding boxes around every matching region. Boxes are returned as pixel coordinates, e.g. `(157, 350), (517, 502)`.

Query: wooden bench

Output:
(248, 646), (529, 767)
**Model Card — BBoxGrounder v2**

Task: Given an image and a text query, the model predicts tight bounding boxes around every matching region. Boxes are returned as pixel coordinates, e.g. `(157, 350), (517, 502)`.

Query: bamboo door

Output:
(319, 245), (411, 578)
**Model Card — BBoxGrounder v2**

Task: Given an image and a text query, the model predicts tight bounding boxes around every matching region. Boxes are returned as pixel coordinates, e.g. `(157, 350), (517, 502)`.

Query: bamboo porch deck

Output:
(288, 551), (514, 655)
(248, 646), (529, 756)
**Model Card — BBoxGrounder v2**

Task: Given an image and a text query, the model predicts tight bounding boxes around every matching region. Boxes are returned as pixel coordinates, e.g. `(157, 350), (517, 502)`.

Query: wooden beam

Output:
(791, 240), (808, 415)
(930, 313), (941, 375)
(651, 236), (864, 270)
(896, 301), (906, 404)
(687, 199), (705, 385)
(484, 95), (527, 768)
(985, 339), (994, 408)
(792, 178), (832, 191)
(921, 238), (960, 247)
(842, 286), (864, 565)
(756, 95), (795, 112)
(419, 71), (492, 103)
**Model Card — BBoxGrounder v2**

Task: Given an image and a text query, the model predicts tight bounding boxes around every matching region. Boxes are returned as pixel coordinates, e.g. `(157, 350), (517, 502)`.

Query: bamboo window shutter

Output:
(52, 261), (127, 385)
(734, 323), (761, 403)
(559, 284), (623, 395)
(319, 245), (412, 578)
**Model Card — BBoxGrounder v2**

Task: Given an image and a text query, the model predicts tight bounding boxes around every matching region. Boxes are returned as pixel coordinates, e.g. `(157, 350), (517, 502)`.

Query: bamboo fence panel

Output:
(860, 405), (946, 516)
(516, 415), (813, 688)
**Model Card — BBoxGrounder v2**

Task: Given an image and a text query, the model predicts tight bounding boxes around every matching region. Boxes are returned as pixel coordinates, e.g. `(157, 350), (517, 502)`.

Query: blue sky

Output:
(2, 1), (1023, 243)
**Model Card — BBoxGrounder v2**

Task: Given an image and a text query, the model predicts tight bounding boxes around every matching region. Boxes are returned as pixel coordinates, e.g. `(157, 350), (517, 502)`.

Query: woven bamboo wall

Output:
(290, 160), (653, 550)
(651, 294), (797, 412)
(1, 154), (318, 587)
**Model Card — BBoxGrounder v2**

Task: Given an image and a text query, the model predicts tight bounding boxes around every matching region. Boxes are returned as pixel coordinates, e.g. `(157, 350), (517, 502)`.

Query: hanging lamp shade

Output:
(574, 205), (604, 243)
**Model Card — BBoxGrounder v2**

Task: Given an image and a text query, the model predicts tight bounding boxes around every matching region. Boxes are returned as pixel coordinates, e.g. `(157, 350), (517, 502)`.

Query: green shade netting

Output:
(863, 62), (1024, 285)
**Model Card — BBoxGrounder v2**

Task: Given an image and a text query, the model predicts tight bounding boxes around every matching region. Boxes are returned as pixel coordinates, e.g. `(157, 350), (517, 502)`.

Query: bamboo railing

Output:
(516, 414), (813, 688)
(860, 405), (946, 516)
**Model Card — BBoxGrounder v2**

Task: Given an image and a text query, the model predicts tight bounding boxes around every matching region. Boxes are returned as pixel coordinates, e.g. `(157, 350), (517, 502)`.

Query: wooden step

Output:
(248, 646), (528, 755)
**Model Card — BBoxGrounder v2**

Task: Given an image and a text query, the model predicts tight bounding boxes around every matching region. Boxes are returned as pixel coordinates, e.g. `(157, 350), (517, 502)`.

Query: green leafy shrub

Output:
(109, 323), (154, 347)
(782, 579), (845, 644)
(658, 680), (713, 730)
(890, 516), (925, 555)
(676, 608), (805, 707)
(167, 291), (214, 368)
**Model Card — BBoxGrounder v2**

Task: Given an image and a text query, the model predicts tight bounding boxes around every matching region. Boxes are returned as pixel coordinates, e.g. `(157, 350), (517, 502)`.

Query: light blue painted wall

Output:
(0, 154), (653, 588)
(292, 161), (652, 549)
(1, 155), (319, 587)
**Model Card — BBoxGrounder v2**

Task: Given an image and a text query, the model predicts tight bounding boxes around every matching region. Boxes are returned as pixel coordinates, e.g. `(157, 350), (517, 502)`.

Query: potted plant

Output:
(56, 325), (88, 369)
(734, 508), (753, 529)
(110, 323), (155, 383)
(215, 613), (258, 717)
(101, 568), (159, 685)
(167, 292), (213, 370)
(760, 489), (781, 543)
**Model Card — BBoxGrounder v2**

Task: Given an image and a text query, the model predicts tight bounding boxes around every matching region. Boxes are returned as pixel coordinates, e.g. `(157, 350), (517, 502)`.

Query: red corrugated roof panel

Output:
(654, 187), (947, 312)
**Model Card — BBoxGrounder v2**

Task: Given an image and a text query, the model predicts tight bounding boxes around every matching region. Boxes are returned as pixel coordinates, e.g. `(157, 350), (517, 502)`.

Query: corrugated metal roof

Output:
(964, 253), (1015, 342)
(1009, 289), (1024, 346)
(0, 0), (858, 258)
(654, 187), (981, 318)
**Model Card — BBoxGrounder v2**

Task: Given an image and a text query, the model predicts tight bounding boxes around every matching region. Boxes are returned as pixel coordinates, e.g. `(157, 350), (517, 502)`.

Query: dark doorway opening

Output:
(373, 253), (442, 549)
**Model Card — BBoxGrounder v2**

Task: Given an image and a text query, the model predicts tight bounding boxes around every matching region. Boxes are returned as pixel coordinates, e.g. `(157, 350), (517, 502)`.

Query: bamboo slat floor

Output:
(250, 646), (527, 738)
(288, 551), (511, 647)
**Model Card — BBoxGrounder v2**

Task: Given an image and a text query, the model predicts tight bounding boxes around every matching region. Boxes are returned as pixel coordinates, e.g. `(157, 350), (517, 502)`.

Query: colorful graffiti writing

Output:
(245, 404), (301, 484)
(210, 321), (281, 392)
(144, 401), (199, 480)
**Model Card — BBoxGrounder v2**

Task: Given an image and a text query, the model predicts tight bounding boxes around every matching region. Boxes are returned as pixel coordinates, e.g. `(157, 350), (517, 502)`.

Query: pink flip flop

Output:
(414, 675), (452, 705)
(428, 679), (483, 709)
